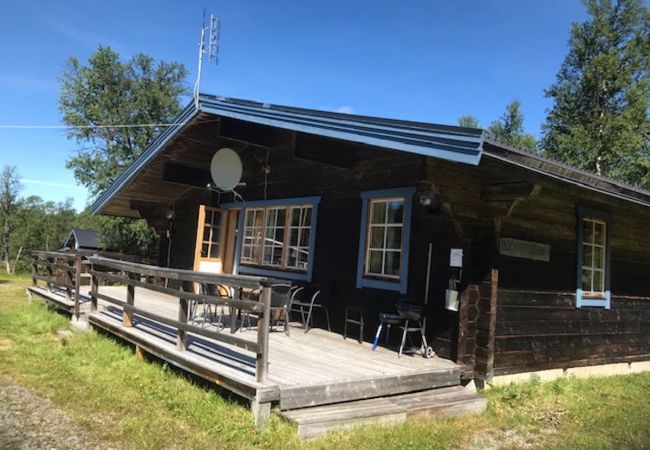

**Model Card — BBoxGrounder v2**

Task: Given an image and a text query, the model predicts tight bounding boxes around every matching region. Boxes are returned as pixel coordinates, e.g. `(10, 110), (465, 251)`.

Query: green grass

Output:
(1, 271), (649, 449)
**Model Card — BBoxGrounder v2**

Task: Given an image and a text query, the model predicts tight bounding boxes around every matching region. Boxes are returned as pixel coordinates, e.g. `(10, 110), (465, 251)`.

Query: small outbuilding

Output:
(63, 229), (101, 252)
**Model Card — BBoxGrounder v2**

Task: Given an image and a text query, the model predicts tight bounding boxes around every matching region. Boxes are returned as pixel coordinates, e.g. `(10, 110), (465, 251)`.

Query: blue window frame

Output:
(356, 187), (416, 293)
(224, 196), (320, 282)
(576, 207), (612, 309)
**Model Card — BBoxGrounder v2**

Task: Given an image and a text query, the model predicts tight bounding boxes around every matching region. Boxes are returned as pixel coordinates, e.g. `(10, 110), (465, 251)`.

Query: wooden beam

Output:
(162, 163), (212, 188)
(220, 117), (292, 148)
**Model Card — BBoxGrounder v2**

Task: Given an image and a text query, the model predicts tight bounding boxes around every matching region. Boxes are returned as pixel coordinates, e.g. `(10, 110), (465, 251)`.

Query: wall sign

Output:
(499, 238), (550, 262)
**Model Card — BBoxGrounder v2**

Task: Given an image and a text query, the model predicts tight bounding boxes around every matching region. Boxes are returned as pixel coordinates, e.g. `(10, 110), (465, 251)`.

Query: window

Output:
(357, 187), (415, 293)
(230, 197), (320, 281)
(577, 208), (611, 309)
(366, 198), (404, 278)
(200, 208), (223, 259)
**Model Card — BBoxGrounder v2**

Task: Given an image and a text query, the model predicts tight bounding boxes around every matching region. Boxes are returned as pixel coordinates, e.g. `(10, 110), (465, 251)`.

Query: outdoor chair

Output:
(189, 283), (230, 331)
(238, 284), (291, 334)
(269, 283), (292, 334)
(288, 283), (332, 333)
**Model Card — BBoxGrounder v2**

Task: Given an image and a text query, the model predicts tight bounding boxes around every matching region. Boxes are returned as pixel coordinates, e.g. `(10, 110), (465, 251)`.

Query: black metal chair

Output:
(288, 283), (331, 333)
(190, 283), (230, 331)
(269, 283), (292, 334)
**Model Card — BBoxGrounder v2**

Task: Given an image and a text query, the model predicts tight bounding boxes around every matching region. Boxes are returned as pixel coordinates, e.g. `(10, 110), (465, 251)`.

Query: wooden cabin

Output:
(91, 94), (650, 385)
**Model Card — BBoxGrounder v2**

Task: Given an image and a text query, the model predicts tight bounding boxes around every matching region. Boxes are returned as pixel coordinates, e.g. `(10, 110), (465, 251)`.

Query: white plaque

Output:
(450, 248), (463, 268)
(500, 238), (550, 262)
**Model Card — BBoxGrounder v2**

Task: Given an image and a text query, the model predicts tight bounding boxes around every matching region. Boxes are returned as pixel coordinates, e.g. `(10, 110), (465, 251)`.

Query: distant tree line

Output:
(0, 165), (158, 274)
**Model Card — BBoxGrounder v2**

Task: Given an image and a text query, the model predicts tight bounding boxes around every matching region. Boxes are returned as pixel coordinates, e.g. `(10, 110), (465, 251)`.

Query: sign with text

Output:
(499, 238), (550, 262)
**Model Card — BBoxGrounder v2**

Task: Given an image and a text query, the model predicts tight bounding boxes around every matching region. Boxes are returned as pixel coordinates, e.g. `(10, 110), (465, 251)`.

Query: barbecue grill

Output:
(396, 299), (434, 358)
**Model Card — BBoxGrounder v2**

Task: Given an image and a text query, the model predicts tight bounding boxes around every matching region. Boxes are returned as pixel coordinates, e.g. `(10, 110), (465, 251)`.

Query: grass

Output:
(1, 272), (649, 449)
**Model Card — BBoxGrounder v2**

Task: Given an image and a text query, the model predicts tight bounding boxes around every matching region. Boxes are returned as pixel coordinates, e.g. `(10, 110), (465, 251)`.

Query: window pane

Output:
(277, 208), (286, 226)
(369, 226), (385, 248)
(212, 210), (222, 226)
(203, 227), (211, 242)
(209, 243), (220, 258)
(303, 207), (312, 226)
(290, 228), (299, 246)
(385, 227), (402, 249)
(370, 201), (386, 224)
(583, 245), (593, 268)
(581, 269), (592, 291)
(211, 227), (220, 244)
(201, 243), (209, 258)
(368, 250), (383, 274)
(266, 208), (276, 225)
(205, 210), (213, 226)
(291, 208), (301, 227)
(593, 270), (604, 292)
(583, 220), (593, 243)
(386, 200), (404, 224)
(593, 246), (604, 270)
(300, 229), (310, 248)
(594, 222), (605, 245)
(385, 251), (401, 276)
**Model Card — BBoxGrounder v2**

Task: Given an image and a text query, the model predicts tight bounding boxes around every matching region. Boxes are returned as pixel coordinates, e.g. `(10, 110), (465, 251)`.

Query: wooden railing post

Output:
(65, 257), (74, 303)
(124, 272), (136, 327)
(90, 265), (98, 313)
(256, 282), (271, 383)
(73, 255), (82, 320)
(31, 254), (38, 287)
(46, 256), (54, 292)
(177, 281), (192, 351)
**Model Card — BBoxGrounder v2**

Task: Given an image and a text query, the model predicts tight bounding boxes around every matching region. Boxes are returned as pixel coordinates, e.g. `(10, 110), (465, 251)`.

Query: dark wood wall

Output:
(158, 138), (466, 358)
(479, 158), (650, 377)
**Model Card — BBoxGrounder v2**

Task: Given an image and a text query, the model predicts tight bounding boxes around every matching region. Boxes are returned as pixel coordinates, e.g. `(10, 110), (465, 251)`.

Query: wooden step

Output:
(278, 366), (461, 410)
(282, 385), (487, 439)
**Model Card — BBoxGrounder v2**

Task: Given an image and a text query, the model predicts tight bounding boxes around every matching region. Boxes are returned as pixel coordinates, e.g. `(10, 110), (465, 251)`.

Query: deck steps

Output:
(281, 385), (487, 438)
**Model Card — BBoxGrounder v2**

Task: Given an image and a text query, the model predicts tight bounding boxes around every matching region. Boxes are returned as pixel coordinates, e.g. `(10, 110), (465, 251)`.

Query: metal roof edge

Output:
(483, 138), (650, 208)
(198, 95), (484, 165)
(90, 102), (199, 214)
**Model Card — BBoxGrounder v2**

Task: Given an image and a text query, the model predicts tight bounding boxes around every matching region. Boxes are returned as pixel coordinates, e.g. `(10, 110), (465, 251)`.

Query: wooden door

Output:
(193, 206), (238, 275)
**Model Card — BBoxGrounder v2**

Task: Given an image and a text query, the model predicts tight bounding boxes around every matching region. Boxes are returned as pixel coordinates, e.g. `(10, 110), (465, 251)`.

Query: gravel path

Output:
(0, 375), (112, 450)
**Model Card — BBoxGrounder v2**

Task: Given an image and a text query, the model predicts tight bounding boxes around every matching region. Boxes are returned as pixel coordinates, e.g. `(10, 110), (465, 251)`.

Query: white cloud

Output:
(335, 106), (355, 114)
(20, 178), (85, 191)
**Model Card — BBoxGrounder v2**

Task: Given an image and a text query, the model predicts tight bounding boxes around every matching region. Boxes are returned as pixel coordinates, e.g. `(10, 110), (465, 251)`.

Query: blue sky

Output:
(0, 0), (591, 209)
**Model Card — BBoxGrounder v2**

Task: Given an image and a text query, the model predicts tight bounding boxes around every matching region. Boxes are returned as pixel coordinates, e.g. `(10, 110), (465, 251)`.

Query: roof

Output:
(65, 229), (101, 250)
(90, 93), (650, 214)
(91, 94), (485, 214)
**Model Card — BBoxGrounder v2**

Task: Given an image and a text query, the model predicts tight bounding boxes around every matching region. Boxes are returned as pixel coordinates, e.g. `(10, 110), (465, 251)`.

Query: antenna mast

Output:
(193, 11), (220, 110)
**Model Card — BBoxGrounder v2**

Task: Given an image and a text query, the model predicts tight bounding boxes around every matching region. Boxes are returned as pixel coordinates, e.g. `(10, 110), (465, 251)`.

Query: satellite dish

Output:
(210, 148), (243, 190)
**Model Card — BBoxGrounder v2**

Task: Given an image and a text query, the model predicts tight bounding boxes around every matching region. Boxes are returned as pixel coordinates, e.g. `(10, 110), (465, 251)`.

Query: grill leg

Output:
(358, 311), (363, 343)
(399, 320), (409, 358)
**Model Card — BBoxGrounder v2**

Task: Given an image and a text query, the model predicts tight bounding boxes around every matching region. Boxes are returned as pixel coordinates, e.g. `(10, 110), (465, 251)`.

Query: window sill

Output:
(357, 276), (405, 293)
(577, 289), (611, 309)
(237, 265), (310, 282)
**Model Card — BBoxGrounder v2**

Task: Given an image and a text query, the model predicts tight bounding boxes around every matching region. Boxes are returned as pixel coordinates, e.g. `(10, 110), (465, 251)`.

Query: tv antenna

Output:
(193, 10), (220, 109)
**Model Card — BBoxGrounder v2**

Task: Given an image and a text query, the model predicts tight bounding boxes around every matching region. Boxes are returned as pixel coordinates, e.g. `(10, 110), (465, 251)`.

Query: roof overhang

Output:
(483, 139), (650, 208)
(91, 94), (485, 215)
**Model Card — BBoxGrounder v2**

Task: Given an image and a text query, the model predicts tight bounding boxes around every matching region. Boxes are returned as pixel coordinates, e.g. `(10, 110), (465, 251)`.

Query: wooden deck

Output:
(85, 285), (461, 409)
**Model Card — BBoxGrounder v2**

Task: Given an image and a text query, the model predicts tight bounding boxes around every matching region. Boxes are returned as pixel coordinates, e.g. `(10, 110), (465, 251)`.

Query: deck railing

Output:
(31, 250), (85, 318)
(86, 256), (274, 383)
